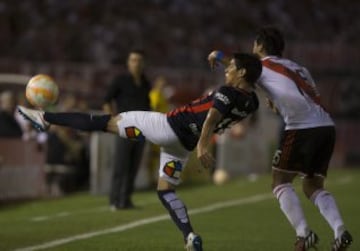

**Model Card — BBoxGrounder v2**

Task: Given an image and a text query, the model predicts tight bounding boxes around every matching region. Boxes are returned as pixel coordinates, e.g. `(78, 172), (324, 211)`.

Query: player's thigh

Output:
(106, 115), (122, 134)
(310, 126), (336, 177)
(116, 111), (177, 145)
(301, 127), (335, 198)
(158, 146), (190, 187)
(273, 128), (328, 176)
(272, 168), (297, 188)
(272, 130), (304, 175)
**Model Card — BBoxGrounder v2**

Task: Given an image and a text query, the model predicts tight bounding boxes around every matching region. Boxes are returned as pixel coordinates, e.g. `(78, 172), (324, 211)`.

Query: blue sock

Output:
(158, 189), (194, 240)
(44, 112), (111, 131)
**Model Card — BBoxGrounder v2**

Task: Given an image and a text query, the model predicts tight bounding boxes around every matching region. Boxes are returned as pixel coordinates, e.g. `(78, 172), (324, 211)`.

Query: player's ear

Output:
(237, 68), (246, 79)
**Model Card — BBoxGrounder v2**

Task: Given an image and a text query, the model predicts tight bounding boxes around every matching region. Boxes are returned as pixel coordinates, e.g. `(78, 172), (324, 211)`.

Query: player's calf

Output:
(273, 183), (310, 238)
(157, 189), (194, 240)
(18, 105), (114, 133)
(310, 189), (348, 241)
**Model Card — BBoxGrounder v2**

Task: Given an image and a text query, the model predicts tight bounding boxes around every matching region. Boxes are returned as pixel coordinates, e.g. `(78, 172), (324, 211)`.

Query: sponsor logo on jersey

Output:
(163, 160), (183, 179)
(125, 127), (145, 141)
(214, 92), (230, 105)
(189, 123), (200, 136)
(231, 107), (248, 117)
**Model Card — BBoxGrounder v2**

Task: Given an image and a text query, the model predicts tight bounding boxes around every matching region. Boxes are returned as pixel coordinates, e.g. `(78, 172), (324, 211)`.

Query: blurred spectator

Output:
(148, 76), (173, 185)
(339, 79), (360, 118)
(149, 76), (172, 113)
(103, 49), (151, 210)
(44, 93), (90, 196)
(0, 1), (358, 67)
(0, 91), (22, 137)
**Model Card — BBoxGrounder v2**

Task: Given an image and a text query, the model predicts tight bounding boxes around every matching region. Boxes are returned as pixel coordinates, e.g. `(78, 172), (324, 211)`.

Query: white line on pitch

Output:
(29, 199), (158, 222)
(29, 207), (107, 222)
(15, 193), (272, 251)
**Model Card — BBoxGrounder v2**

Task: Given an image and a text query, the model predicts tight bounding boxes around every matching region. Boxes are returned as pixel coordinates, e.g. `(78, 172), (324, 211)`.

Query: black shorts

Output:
(272, 126), (335, 177)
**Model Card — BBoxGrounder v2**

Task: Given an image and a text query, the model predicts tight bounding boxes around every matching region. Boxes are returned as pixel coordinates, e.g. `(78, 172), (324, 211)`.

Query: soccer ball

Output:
(213, 169), (229, 185)
(26, 74), (59, 108)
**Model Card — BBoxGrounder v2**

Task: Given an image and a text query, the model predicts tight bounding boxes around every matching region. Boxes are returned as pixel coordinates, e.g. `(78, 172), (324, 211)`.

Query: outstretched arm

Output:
(208, 50), (231, 70)
(196, 108), (223, 169)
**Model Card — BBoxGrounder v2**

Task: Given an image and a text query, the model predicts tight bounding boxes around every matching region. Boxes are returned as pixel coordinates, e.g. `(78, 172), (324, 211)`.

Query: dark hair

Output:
(129, 49), (145, 57)
(255, 26), (285, 56)
(233, 53), (262, 86)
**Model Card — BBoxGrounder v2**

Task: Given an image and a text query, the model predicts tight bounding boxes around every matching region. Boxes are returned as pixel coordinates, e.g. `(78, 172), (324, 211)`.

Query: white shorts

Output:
(117, 111), (190, 185)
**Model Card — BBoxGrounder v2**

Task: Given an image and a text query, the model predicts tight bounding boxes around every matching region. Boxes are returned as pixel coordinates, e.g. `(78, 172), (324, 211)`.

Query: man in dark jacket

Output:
(103, 49), (151, 209)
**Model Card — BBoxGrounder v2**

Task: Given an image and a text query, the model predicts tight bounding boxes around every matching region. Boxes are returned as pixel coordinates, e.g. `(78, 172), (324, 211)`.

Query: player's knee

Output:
(302, 177), (324, 199)
(271, 169), (296, 190)
(157, 189), (175, 208)
(157, 177), (175, 190)
(302, 182), (320, 199)
(271, 176), (286, 189)
(271, 181), (277, 190)
(106, 115), (121, 134)
(302, 184), (313, 199)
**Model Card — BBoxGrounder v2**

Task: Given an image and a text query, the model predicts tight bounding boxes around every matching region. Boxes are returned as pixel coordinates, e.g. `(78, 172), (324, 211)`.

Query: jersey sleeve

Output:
(212, 86), (234, 115)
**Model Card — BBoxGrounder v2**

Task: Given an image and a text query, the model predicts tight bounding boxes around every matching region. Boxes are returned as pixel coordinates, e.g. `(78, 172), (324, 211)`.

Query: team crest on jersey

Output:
(163, 161), (183, 179)
(125, 127), (145, 141)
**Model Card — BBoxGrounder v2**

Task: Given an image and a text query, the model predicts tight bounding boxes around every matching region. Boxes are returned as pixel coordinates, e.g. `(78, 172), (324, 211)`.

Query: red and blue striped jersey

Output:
(167, 85), (259, 151)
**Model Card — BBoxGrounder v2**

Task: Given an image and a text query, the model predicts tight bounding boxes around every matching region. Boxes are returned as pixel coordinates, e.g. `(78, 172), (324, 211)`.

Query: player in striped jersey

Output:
(208, 27), (352, 251)
(18, 53), (262, 251)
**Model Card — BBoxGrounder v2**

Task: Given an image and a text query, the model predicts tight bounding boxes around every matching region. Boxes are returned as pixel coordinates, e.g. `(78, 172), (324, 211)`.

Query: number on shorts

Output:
(272, 150), (282, 167)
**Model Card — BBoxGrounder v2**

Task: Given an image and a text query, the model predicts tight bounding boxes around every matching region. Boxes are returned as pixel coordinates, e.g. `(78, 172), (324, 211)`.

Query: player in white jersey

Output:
(259, 56), (333, 130)
(208, 27), (352, 251)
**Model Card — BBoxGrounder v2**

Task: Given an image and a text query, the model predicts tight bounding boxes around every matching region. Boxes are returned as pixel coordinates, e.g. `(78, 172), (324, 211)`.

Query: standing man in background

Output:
(103, 49), (151, 210)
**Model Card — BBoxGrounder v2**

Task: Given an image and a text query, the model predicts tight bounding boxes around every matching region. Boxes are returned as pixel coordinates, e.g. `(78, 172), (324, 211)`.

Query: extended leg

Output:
(272, 170), (310, 237)
(272, 169), (318, 251)
(17, 105), (120, 134)
(157, 178), (202, 251)
(303, 176), (352, 251)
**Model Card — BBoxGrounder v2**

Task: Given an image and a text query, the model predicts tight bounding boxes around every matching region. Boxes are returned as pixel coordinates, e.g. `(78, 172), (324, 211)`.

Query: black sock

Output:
(44, 112), (111, 131)
(157, 189), (194, 240)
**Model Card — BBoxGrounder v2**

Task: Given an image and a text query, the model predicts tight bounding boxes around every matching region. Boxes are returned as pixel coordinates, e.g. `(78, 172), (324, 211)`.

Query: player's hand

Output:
(207, 50), (224, 70)
(197, 147), (216, 170)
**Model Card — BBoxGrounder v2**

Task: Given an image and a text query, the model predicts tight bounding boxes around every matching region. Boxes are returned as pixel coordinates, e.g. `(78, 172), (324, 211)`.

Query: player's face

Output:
(252, 40), (261, 56)
(225, 59), (243, 85)
(127, 53), (145, 75)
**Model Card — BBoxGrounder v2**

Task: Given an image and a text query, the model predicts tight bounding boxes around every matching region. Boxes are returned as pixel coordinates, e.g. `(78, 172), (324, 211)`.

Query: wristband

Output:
(215, 51), (224, 61)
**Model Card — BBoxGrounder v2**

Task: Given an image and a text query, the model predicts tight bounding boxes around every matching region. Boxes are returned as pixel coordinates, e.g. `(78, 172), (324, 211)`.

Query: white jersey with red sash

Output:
(257, 56), (334, 130)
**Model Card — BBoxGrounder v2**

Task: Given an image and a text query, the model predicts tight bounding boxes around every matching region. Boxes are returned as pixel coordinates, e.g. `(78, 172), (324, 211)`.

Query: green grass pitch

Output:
(0, 169), (358, 251)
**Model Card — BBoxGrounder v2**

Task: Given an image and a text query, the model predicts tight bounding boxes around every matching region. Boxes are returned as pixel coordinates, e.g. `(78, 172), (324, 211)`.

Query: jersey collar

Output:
(261, 55), (279, 61)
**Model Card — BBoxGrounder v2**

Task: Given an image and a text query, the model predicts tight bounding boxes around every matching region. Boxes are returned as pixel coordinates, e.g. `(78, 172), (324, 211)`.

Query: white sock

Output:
(311, 190), (345, 239)
(273, 183), (309, 237)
